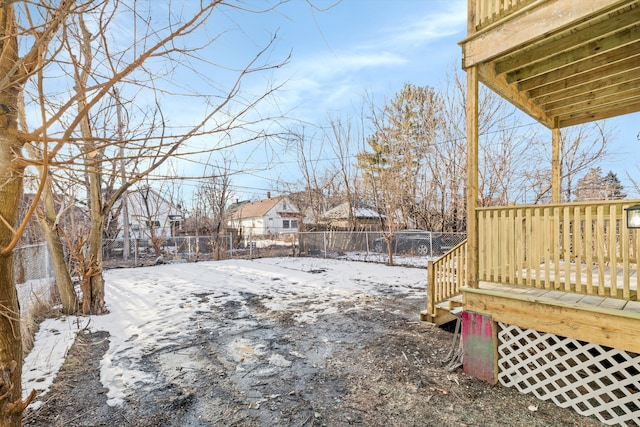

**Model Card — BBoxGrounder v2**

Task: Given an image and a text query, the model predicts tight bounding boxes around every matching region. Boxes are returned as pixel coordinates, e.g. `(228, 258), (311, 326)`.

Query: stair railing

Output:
(426, 240), (467, 322)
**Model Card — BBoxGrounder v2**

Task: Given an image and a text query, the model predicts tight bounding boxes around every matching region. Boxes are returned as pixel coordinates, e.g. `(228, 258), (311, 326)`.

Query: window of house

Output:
(168, 215), (183, 236)
(283, 220), (290, 229)
(291, 220), (298, 228)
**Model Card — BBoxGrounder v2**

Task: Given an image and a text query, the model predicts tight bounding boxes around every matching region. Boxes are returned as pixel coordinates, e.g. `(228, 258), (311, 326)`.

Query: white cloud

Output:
(381, 6), (468, 49)
(270, 50), (407, 115)
(265, 2), (467, 119)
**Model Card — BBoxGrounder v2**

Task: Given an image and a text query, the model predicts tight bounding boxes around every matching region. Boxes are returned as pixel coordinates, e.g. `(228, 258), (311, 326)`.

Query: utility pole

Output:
(115, 88), (130, 260)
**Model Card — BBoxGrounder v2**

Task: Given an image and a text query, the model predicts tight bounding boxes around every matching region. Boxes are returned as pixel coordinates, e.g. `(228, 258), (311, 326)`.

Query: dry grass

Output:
(21, 291), (54, 355)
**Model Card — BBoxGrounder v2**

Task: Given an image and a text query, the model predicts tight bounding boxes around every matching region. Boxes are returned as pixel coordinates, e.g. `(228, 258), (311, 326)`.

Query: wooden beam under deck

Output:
(533, 65), (640, 106)
(493, 3), (640, 75)
(460, 0), (640, 129)
(559, 98), (640, 127)
(518, 39), (640, 92)
(545, 83), (640, 116)
(463, 283), (640, 354)
(505, 21), (640, 84)
(477, 63), (554, 127)
(460, 0), (627, 68)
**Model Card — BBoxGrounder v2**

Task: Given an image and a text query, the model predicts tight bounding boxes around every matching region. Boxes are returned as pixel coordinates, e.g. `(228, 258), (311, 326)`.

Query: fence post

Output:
(365, 231), (370, 255)
(323, 232), (327, 258)
(44, 242), (51, 281)
(229, 234), (233, 259)
(426, 260), (436, 322)
(430, 233), (434, 257)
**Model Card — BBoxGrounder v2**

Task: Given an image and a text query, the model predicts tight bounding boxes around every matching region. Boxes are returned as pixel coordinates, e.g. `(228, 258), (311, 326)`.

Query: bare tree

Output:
(325, 116), (361, 230)
(626, 168), (640, 198)
(0, 1), (291, 422)
(195, 161), (234, 260)
(438, 67), (533, 219)
(21, 141), (78, 315)
(425, 70), (467, 231)
(0, 3), (74, 422)
(524, 122), (614, 203)
(434, 66), (614, 226)
(288, 124), (353, 230)
(560, 123), (614, 202)
(49, 1), (289, 314)
(287, 127), (329, 229)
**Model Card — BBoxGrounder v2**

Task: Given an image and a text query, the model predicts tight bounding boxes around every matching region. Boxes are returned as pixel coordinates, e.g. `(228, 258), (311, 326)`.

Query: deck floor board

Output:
(478, 280), (640, 314)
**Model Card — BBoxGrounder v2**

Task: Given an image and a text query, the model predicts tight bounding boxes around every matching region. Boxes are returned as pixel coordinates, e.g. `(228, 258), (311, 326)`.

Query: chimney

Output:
(266, 191), (271, 199)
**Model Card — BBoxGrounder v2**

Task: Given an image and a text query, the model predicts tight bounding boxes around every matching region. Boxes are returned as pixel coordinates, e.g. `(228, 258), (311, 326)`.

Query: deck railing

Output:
(470, 0), (540, 32)
(426, 239), (467, 320)
(426, 199), (640, 321)
(477, 200), (640, 300)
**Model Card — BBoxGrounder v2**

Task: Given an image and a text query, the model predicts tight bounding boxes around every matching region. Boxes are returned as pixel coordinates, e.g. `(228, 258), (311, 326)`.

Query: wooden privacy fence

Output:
(477, 200), (640, 300)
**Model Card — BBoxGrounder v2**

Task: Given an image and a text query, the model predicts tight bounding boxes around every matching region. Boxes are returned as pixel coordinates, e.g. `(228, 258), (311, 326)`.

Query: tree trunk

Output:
(0, 88), (25, 427)
(85, 172), (106, 315)
(38, 182), (78, 314)
(42, 224), (77, 314)
(0, 6), (28, 424)
(0, 254), (22, 427)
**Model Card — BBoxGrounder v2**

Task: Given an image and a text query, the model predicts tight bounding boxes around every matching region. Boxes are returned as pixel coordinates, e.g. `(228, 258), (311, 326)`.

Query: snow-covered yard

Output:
(22, 257), (599, 426)
(23, 257), (427, 407)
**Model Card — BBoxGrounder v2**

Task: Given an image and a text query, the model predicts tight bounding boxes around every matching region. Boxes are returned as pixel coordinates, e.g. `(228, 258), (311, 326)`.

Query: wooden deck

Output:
(460, 0), (640, 128)
(455, 3), (640, 420)
(479, 281), (640, 312)
(463, 281), (640, 354)
(426, 261), (640, 323)
(506, 261), (639, 300)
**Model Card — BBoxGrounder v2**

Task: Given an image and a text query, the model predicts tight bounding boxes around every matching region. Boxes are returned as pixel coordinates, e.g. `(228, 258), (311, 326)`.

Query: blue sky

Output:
(175, 0), (640, 202)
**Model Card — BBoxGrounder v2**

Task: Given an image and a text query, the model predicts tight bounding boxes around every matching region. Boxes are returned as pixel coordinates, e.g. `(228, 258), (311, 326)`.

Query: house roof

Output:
(129, 186), (177, 209)
(231, 196), (292, 220)
(322, 202), (382, 220)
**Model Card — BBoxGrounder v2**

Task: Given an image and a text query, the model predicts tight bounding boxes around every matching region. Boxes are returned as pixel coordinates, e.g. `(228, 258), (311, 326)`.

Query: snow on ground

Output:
(22, 257), (427, 408)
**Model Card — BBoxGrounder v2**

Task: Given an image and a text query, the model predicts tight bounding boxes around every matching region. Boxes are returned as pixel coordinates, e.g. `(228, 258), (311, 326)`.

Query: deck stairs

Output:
(431, 294), (463, 325)
(422, 239), (467, 325)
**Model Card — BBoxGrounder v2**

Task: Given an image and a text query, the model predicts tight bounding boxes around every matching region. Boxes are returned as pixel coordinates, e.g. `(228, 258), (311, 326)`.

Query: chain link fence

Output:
(12, 230), (464, 338)
(102, 233), (299, 267)
(102, 230), (466, 269)
(298, 230), (467, 268)
(15, 242), (55, 315)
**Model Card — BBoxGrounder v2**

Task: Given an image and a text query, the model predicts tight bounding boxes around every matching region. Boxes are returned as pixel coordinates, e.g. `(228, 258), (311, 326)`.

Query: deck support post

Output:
(552, 127), (561, 203)
(466, 66), (479, 288)
(462, 310), (498, 384)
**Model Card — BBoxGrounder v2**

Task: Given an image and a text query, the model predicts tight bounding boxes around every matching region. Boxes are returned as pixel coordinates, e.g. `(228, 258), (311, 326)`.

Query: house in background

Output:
(321, 202), (383, 230)
(121, 186), (184, 240)
(228, 193), (300, 237)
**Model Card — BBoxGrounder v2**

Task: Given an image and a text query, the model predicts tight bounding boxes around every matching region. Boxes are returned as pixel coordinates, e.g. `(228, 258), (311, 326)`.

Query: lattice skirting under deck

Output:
(497, 323), (640, 427)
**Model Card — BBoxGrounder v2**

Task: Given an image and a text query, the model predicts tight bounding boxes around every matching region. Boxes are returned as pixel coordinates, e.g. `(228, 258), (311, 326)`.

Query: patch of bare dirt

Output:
(23, 290), (603, 426)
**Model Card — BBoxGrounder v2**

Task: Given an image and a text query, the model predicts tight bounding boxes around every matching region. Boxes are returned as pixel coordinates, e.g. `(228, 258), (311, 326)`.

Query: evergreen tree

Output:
(603, 170), (626, 200)
(357, 83), (441, 229)
(574, 167), (625, 201)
